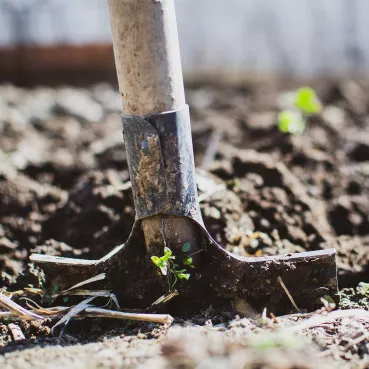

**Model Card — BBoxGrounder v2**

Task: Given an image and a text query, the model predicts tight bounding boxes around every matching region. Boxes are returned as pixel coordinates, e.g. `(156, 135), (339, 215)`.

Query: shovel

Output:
(31, 0), (338, 314)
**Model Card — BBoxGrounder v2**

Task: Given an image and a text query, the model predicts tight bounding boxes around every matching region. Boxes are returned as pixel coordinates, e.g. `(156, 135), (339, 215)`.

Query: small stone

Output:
(260, 218), (271, 229)
(8, 324), (25, 341)
(249, 239), (259, 249)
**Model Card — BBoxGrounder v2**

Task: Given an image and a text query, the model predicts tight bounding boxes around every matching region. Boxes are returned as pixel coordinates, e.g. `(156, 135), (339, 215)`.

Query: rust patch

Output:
(136, 134), (164, 211)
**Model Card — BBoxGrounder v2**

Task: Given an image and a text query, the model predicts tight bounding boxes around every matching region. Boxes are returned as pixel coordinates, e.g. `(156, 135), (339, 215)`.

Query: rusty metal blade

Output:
(31, 220), (337, 314)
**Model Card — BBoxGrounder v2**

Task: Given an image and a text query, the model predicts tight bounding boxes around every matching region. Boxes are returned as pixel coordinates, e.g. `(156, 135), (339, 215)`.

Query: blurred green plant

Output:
(294, 87), (322, 114)
(278, 110), (305, 135)
(278, 87), (322, 134)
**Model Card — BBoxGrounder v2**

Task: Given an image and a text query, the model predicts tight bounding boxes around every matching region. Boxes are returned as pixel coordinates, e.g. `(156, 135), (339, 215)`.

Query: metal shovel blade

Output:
(31, 106), (338, 314)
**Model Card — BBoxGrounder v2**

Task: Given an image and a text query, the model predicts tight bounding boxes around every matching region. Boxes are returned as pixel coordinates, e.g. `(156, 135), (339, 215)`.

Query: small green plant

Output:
(182, 242), (191, 253)
(278, 87), (322, 134)
(294, 87), (322, 114)
(183, 256), (195, 268)
(151, 245), (194, 290)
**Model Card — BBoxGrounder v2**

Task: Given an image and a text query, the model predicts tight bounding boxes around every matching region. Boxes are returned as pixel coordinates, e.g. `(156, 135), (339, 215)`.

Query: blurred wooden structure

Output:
(0, 0), (368, 85)
(0, 44), (116, 86)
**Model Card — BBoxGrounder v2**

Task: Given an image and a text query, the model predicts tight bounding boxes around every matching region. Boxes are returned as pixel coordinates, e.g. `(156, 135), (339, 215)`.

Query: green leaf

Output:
(176, 269), (187, 273)
(160, 264), (168, 276)
(183, 256), (193, 266)
(161, 247), (173, 262)
(278, 110), (305, 135)
(151, 256), (168, 275)
(294, 87), (321, 114)
(63, 296), (69, 303)
(151, 256), (161, 266)
(177, 272), (190, 280)
(182, 242), (191, 253)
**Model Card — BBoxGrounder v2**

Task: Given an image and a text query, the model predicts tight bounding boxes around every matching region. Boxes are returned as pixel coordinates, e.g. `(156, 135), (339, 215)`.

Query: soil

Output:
(1, 79), (369, 368)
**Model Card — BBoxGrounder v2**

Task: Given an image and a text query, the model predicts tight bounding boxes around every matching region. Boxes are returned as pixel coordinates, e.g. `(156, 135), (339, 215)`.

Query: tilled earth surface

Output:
(1, 79), (369, 368)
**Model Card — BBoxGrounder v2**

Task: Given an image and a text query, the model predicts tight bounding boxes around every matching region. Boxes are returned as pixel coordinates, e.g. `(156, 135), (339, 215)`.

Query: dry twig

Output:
(51, 296), (97, 334)
(0, 293), (43, 321)
(277, 276), (301, 312)
(0, 304), (173, 326)
(84, 307), (174, 325)
(287, 309), (369, 333)
(150, 290), (179, 307)
(57, 273), (106, 297)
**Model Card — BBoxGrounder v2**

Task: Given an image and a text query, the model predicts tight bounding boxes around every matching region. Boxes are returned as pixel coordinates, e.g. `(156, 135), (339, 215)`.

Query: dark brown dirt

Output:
(1, 79), (369, 368)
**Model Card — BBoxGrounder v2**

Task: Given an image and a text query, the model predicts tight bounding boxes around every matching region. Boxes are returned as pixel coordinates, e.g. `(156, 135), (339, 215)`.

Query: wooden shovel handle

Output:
(108, 0), (201, 257)
(108, 0), (186, 116)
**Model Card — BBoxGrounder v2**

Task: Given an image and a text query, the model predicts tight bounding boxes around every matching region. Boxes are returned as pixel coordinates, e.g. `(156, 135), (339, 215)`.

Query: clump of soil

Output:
(340, 282), (369, 310)
(1, 79), (369, 368)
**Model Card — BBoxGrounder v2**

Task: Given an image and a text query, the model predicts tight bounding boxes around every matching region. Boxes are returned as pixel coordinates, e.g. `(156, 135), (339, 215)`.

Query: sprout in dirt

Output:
(183, 256), (195, 269)
(294, 87), (321, 114)
(278, 111), (305, 135)
(278, 87), (322, 135)
(151, 247), (174, 276)
(151, 246), (193, 290)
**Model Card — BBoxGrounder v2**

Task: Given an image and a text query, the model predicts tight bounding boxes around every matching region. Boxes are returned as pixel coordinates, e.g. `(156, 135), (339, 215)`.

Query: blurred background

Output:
(0, 0), (368, 85)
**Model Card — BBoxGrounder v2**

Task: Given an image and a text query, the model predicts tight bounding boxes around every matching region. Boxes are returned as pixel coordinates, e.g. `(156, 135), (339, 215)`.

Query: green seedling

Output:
(278, 87), (322, 134)
(183, 256), (195, 268)
(294, 87), (322, 114)
(151, 245), (193, 290)
(151, 247), (174, 276)
(278, 110), (305, 135)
